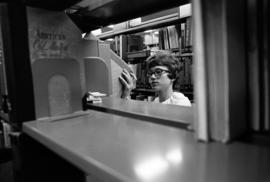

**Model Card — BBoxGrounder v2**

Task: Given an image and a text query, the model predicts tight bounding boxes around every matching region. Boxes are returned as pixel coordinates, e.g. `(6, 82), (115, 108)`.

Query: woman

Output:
(119, 51), (191, 107)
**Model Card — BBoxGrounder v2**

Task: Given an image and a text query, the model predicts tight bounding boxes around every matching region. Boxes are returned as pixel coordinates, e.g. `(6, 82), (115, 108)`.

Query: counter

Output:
(22, 110), (270, 182)
(86, 97), (193, 130)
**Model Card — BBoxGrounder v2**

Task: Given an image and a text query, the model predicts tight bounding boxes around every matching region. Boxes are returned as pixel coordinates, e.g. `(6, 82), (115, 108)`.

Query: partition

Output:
(32, 58), (82, 118)
(84, 57), (110, 95)
(27, 7), (99, 118)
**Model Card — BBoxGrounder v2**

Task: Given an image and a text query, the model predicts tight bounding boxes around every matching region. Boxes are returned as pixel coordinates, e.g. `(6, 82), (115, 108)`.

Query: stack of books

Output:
(86, 92), (107, 103)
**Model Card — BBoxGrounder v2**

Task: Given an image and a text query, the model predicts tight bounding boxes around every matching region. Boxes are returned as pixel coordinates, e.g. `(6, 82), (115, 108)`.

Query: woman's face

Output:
(148, 66), (173, 91)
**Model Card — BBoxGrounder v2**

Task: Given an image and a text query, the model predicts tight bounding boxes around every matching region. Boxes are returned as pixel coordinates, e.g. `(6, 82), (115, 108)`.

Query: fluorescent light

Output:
(105, 38), (114, 41)
(91, 29), (102, 36)
(144, 29), (153, 33)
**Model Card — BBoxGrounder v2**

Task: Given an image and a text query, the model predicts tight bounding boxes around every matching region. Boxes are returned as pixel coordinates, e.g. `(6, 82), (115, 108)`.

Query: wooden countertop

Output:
(23, 110), (270, 182)
(86, 97), (193, 130)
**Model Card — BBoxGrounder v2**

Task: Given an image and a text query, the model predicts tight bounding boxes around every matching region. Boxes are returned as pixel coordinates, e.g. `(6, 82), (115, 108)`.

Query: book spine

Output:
(180, 23), (186, 53)
(185, 18), (190, 52)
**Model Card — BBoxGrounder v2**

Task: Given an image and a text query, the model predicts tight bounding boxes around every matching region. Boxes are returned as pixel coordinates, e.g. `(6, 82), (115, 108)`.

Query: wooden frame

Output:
(193, 0), (248, 142)
(0, 2), (36, 129)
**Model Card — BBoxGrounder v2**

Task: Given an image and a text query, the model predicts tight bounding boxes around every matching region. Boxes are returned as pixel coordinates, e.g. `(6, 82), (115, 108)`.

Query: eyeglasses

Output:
(146, 68), (170, 78)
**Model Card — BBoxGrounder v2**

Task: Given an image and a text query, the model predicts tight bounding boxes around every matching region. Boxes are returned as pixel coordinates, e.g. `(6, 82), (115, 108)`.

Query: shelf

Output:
(180, 53), (193, 56)
(98, 13), (182, 40)
(132, 88), (156, 93)
(86, 97), (192, 129)
(67, 0), (190, 32)
(96, 3), (192, 39)
(162, 48), (193, 56)
(170, 47), (180, 52)
(127, 50), (150, 59)
(23, 109), (270, 182)
(22, 108), (196, 182)
(146, 43), (159, 47)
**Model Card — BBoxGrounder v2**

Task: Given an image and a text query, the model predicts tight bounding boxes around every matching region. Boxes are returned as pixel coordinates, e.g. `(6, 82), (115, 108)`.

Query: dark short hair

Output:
(146, 51), (180, 80)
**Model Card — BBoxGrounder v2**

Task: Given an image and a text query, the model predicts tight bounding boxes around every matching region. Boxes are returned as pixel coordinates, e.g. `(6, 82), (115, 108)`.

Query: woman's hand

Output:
(119, 69), (137, 99)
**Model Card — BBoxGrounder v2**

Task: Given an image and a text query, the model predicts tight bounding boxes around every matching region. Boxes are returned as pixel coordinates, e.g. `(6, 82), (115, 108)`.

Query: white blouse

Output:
(153, 92), (192, 107)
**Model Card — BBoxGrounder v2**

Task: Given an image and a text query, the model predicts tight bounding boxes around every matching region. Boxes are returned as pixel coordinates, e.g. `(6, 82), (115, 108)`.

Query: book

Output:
(110, 50), (135, 97)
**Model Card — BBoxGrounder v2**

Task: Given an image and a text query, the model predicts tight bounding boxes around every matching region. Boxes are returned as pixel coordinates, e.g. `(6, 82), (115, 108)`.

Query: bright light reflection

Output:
(106, 38), (114, 41)
(91, 29), (102, 36)
(166, 149), (183, 164)
(144, 29), (153, 33)
(135, 156), (168, 180)
(134, 149), (183, 180)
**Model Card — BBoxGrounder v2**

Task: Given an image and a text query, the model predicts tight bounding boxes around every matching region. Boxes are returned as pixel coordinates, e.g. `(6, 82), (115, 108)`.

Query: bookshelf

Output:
(113, 15), (194, 101)
(95, 4), (193, 101)
(96, 4), (192, 39)
(95, 5), (193, 102)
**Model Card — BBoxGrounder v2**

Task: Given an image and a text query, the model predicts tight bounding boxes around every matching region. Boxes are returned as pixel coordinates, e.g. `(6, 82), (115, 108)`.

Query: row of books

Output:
(110, 17), (193, 60)
(159, 26), (179, 50)
(158, 17), (193, 53)
(178, 17), (193, 53)
(174, 56), (193, 92)
(133, 60), (150, 89)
